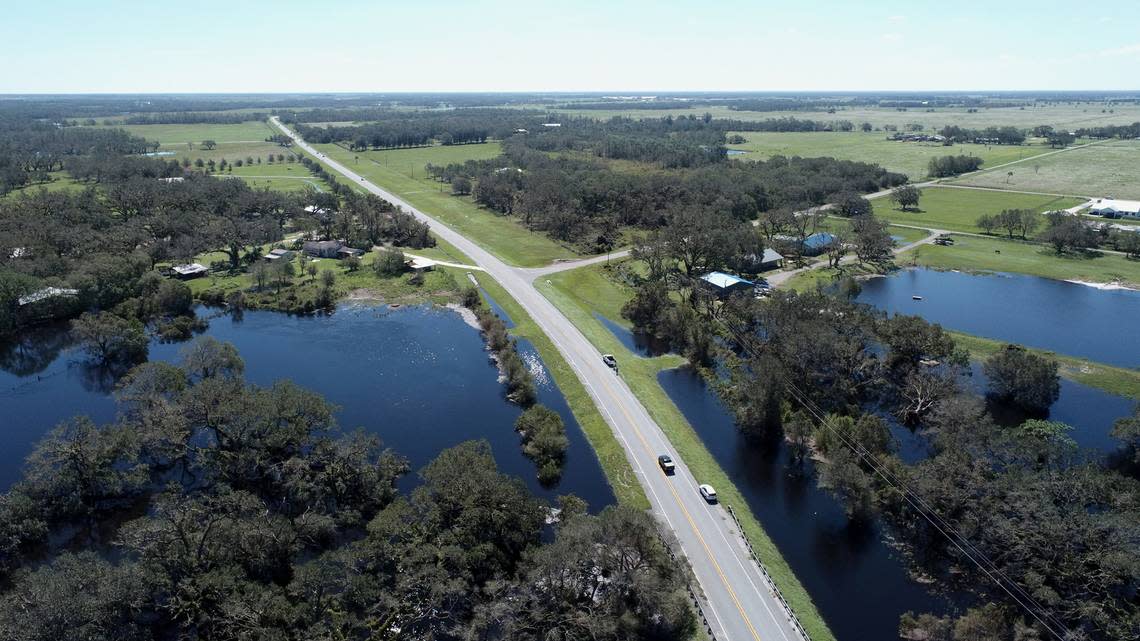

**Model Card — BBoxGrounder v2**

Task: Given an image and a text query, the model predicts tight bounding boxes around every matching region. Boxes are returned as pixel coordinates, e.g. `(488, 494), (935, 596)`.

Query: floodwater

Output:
(0, 304), (615, 510)
(659, 361), (1134, 640)
(592, 312), (671, 357)
(857, 268), (1140, 368)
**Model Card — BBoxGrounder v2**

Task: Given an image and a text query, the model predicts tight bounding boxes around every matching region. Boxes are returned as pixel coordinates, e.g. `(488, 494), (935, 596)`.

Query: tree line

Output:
(0, 339), (696, 640)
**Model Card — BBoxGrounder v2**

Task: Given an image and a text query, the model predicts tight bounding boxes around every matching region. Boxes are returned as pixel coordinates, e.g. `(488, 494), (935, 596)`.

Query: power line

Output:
(719, 318), (1073, 640)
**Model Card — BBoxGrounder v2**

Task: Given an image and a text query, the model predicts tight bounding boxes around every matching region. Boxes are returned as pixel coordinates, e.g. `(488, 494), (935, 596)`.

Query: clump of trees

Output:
(982, 344), (1060, 413)
(469, 294), (537, 406)
(927, 154), (983, 177)
(890, 185), (922, 211)
(976, 208), (1041, 239)
(515, 405), (568, 485)
(0, 339), (695, 640)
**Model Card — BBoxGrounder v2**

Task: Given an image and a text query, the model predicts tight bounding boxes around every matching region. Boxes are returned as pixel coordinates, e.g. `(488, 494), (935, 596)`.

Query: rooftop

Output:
(171, 263), (208, 276)
(700, 271), (754, 289)
(17, 287), (79, 306)
(1090, 198), (1140, 213)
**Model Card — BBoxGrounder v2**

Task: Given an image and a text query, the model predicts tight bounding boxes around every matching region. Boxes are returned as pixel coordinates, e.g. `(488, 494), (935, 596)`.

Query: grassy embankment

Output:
(726, 131), (1053, 179)
(898, 233), (1140, 288)
(536, 262), (836, 641)
(312, 142), (582, 267)
(950, 332), (1140, 401)
(952, 138), (1140, 200)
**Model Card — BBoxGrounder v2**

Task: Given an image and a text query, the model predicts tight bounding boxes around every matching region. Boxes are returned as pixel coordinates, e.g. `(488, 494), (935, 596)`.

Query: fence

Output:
(725, 505), (813, 641)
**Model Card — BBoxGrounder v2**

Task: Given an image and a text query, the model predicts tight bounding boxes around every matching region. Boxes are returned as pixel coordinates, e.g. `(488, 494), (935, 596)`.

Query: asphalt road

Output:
(271, 118), (807, 641)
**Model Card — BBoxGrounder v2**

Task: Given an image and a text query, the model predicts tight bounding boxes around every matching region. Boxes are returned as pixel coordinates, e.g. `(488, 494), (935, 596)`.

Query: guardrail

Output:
(725, 505), (813, 641)
(657, 533), (721, 641)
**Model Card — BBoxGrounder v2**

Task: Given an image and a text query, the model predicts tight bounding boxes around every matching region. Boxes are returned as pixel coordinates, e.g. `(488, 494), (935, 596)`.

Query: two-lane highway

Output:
(272, 118), (808, 641)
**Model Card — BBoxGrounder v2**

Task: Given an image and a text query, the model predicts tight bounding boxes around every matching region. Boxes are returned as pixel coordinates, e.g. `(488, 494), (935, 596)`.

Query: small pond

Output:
(856, 268), (1140, 368)
(0, 304), (615, 509)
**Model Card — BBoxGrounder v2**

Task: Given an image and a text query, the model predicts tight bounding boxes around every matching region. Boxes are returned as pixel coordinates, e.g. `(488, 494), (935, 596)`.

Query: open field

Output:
(524, 102), (1140, 130)
(875, 186), (1084, 233)
(898, 233), (1140, 288)
(538, 262), (835, 641)
(951, 138), (1140, 199)
(224, 162), (326, 192)
(726, 131), (1053, 179)
(311, 142), (584, 267)
(84, 120), (289, 165)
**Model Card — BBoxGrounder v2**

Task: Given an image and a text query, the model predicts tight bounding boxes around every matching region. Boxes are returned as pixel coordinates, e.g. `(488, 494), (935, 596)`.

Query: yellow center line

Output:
(600, 381), (764, 641)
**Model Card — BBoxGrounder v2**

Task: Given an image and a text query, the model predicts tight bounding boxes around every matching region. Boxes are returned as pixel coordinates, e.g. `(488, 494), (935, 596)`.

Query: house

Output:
(698, 271), (755, 298)
(738, 245), (784, 270)
(336, 246), (364, 259)
(1089, 198), (1140, 219)
(264, 248), (294, 262)
(15, 287), (81, 325)
(303, 240), (343, 258)
(801, 232), (837, 256)
(541, 122), (562, 128)
(170, 263), (208, 280)
(158, 176), (184, 183)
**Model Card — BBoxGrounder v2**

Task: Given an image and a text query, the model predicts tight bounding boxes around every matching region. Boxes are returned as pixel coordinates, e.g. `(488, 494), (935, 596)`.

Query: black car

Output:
(602, 354), (618, 369)
(657, 454), (675, 475)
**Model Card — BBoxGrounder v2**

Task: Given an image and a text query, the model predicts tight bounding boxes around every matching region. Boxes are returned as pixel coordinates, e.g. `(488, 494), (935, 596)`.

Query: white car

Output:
(699, 484), (718, 503)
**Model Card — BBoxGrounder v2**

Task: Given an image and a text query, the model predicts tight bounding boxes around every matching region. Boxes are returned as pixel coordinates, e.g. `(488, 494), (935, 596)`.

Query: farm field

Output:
(872, 186), (1083, 234)
(726, 131), (1053, 179)
(951, 138), (1140, 199)
(310, 141), (584, 267)
(521, 101), (1140, 130)
(898, 232), (1140, 288)
(84, 120), (288, 164)
(225, 162), (327, 193)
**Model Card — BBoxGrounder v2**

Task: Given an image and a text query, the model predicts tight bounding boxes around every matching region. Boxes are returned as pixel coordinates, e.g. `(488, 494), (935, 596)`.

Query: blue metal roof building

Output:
(699, 271), (755, 298)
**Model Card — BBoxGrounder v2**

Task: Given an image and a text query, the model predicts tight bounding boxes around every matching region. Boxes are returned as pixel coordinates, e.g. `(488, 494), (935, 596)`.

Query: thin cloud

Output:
(881, 33), (904, 42)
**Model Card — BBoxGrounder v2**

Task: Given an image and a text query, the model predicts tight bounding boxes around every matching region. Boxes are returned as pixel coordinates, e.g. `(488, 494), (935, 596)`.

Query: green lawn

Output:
(1, 171), (88, 200)
(85, 120), (290, 165)
(538, 262), (836, 641)
(899, 233), (1140, 288)
(952, 139), (1140, 200)
(225, 162), (327, 192)
(311, 142), (582, 267)
(727, 131), (1051, 179)
(874, 186), (1083, 234)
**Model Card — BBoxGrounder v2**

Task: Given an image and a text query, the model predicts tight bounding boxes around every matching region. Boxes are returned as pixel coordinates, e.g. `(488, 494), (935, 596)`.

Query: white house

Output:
(1089, 198), (1140, 219)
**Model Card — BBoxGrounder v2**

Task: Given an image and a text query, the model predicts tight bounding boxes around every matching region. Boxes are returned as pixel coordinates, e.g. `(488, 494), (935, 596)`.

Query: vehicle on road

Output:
(658, 454), (676, 475)
(602, 354), (618, 369)
(699, 484), (718, 503)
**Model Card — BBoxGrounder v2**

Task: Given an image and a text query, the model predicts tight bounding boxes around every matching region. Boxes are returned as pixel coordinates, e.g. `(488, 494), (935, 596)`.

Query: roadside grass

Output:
(950, 331), (1140, 401)
(952, 138), (1140, 200)
(897, 233), (1140, 288)
(873, 186), (1084, 234)
(537, 262), (836, 641)
(726, 131), (1050, 179)
(467, 272), (651, 509)
(310, 142), (581, 267)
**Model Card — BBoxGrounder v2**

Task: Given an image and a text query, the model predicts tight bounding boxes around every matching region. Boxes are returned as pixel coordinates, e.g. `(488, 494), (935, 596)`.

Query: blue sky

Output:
(2, 0), (1138, 93)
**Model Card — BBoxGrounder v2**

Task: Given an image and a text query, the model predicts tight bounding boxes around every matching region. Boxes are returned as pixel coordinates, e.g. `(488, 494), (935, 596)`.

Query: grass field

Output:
(524, 102), (1140, 131)
(311, 142), (583, 267)
(727, 131), (1052, 179)
(874, 186), (1084, 233)
(537, 262), (836, 641)
(85, 120), (289, 165)
(899, 233), (1140, 288)
(223, 162), (326, 192)
(951, 139), (1140, 199)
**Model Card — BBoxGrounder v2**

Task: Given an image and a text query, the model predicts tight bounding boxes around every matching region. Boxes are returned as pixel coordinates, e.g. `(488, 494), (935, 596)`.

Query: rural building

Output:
(740, 248), (785, 271)
(801, 232), (837, 256)
(698, 271), (755, 298)
(15, 287), (81, 325)
(303, 240), (343, 258)
(1089, 198), (1140, 219)
(264, 248), (294, 262)
(406, 256), (436, 273)
(170, 263), (208, 280)
(336, 246), (364, 259)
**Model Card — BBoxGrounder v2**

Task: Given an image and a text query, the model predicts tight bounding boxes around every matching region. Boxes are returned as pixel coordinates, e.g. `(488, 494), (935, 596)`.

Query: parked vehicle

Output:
(602, 354), (618, 369)
(699, 484), (718, 503)
(658, 454), (676, 475)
